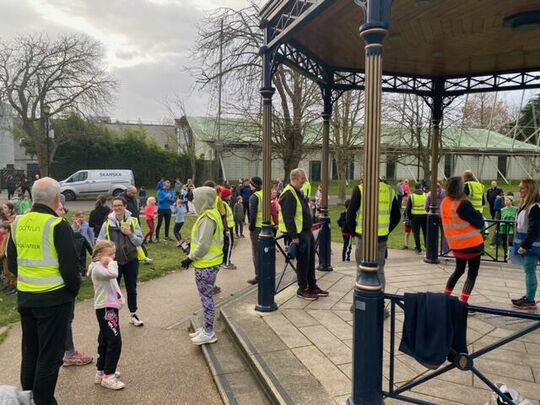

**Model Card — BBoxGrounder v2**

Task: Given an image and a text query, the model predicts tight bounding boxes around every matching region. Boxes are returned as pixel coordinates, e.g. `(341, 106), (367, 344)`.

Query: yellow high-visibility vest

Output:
(410, 193), (427, 215)
(10, 212), (65, 293)
(355, 183), (394, 237)
(225, 202), (235, 228)
(191, 208), (224, 269)
(302, 181), (312, 198)
(465, 181), (484, 213)
(278, 184), (303, 234)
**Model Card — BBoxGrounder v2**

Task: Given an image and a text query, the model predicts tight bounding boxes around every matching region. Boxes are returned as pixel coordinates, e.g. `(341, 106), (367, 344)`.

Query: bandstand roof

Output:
(262, 0), (540, 91)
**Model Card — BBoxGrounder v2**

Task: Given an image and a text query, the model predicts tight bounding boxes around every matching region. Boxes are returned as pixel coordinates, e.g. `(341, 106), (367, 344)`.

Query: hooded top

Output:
(188, 186), (219, 262)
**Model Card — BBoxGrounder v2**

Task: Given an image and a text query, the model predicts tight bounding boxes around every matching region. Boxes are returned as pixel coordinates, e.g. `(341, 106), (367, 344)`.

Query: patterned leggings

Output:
(195, 267), (219, 333)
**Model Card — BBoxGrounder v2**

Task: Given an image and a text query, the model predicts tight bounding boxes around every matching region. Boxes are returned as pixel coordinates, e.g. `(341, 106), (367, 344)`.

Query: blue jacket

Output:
(157, 189), (175, 210)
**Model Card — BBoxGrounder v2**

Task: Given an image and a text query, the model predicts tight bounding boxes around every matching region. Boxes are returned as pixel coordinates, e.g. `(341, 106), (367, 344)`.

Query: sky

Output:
(0, 0), (248, 122)
(0, 0), (532, 124)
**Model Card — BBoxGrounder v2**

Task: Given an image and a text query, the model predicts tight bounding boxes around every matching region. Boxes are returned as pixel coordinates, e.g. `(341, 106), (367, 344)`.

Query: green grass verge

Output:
(0, 214), (196, 333)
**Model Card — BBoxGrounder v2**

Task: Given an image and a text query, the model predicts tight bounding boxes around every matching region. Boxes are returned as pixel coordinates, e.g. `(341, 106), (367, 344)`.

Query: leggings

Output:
(173, 222), (184, 241)
(195, 267), (219, 334)
(156, 209), (171, 239)
(144, 218), (155, 241)
(235, 220), (244, 237)
(446, 256), (481, 296)
(223, 230), (234, 265)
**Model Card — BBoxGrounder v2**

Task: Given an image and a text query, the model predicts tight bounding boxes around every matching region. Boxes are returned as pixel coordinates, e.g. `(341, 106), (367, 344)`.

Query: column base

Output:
(255, 303), (278, 313)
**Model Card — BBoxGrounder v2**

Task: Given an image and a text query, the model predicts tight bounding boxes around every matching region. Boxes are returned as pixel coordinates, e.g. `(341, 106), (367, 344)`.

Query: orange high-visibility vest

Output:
(440, 197), (484, 251)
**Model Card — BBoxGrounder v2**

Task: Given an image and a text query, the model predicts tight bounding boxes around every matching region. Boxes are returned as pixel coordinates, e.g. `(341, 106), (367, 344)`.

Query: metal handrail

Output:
(383, 293), (540, 405)
(440, 219), (515, 263)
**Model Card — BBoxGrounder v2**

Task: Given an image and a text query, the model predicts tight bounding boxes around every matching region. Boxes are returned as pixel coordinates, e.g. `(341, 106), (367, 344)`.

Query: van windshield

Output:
(67, 172), (88, 183)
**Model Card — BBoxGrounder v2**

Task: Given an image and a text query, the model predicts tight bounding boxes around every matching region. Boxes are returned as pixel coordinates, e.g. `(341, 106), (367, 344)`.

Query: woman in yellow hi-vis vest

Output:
(181, 186), (224, 345)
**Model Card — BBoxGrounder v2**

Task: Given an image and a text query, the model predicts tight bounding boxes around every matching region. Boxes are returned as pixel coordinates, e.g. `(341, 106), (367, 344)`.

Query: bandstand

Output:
(255, 1), (540, 404)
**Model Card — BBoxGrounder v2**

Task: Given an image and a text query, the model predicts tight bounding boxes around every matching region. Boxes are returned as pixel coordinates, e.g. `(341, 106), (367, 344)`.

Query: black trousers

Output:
(410, 215), (427, 252)
(223, 229), (234, 265)
(8, 188), (16, 200)
(297, 230), (317, 290)
(96, 308), (122, 375)
(117, 259), (139, 314)
(19, 301), (72, 405)
(156, 209), (171, 239)
(342, 234), (352, 261)
(173, 222), (184, 241)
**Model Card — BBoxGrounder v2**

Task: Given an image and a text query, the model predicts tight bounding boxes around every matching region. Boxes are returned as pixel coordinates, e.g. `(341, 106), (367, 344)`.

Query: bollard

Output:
(317, 208), (333, 272)
(255, 222), (277, 312)
(425, 210), (440, 264)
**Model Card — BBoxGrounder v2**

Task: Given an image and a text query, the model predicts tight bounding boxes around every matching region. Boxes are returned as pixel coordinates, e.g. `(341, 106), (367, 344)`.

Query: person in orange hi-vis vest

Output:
(441, 176), (485, 304)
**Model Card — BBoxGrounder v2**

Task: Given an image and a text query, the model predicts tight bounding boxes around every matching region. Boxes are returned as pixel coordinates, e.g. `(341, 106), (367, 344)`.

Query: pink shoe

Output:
(63, 351), (93, 367)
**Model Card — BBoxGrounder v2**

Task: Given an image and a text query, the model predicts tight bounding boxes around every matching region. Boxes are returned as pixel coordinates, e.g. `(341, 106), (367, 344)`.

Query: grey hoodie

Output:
(188, 187), (218, 262)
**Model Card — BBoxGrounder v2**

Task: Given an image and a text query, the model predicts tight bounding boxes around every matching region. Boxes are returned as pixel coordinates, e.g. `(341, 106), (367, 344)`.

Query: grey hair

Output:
(290, 168), (306, 182)
(32, 177), (60, 207)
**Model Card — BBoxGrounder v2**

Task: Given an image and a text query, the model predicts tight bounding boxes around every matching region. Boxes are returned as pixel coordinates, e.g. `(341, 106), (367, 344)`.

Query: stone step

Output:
(191, 315), (272, 405)
(219, 291), (336, 405)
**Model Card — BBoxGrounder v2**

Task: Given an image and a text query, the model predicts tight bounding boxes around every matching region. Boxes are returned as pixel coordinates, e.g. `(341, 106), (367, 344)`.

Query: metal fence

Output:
(383, 293), (540, 405)
(440, 219), (515, 263)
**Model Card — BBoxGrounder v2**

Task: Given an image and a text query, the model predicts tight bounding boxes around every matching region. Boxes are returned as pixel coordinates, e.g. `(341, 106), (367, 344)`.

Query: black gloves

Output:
(181, 257), (193, 269)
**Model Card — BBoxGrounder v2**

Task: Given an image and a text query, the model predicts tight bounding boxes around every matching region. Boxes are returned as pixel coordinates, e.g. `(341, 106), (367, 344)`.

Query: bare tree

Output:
(461, 93), (511, 132)
(189, 1), (321, 180)
(383, 94), (433, 181)
(160, 95), (198, 182)
(0, 33), (116, 176)
(331, 91), (363, 202)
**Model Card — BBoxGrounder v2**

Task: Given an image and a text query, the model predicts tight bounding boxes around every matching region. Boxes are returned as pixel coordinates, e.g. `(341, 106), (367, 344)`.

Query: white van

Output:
(59, 169), (135, 201)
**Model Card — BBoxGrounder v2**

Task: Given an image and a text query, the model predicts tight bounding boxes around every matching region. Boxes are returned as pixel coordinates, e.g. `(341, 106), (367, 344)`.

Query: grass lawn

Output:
(0, 213), (196, 340)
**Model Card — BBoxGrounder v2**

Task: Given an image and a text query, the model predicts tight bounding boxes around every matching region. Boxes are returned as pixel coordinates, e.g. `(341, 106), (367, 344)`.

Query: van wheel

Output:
(63, 190), (76, 201)
(112, 189), (124, 197)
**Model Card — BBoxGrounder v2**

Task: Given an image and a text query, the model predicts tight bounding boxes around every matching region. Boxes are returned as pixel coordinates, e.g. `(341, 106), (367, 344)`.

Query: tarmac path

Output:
(0, 236), (259, 405)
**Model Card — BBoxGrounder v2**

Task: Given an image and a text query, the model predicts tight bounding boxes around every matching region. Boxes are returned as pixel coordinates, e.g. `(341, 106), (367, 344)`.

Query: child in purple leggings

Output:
(181, 186), (224, 345)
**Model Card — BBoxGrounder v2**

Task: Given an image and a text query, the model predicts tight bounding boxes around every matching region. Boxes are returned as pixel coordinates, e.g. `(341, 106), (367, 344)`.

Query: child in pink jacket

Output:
(88, 240), (126, 390)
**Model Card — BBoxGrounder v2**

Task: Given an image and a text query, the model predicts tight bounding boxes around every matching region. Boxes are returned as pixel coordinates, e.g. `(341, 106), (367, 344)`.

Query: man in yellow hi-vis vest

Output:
(345, 178), (401, 317)
(247, 176), (263, 285)
(280, 168), (328, 301)
(7, 177), (80, 405)
(463, 170), (485, 214)
(406, 183), (428, 254)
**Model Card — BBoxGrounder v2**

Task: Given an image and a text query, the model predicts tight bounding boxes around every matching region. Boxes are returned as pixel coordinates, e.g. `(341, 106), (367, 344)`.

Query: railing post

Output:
(256, 40), (277, 313)
(425, 79), (444, 264)
(318, 83), (333, 272)
(349, 1), (393, 403)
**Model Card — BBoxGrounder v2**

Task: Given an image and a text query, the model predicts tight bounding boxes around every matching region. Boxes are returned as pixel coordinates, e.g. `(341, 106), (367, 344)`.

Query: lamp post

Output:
(42, 105), (51, 177)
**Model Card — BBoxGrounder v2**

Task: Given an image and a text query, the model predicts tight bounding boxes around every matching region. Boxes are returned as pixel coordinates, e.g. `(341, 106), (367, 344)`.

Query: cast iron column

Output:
(318, 85), (333, 272)
(349, 1), (393, 404)
(424, 79), (444, 264)
(256, 43), (277, 313)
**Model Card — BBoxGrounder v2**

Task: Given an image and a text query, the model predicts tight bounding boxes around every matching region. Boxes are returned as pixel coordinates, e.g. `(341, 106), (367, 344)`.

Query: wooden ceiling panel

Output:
(292, 0), (540, 76)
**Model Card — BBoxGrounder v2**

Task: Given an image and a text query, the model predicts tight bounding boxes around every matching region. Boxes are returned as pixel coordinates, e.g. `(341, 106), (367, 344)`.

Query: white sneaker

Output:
(101, 374), (125, 390)
(129, 314), (144, 327)
(191, 331), (217, 345)
(94, 371), (121, 384)
(189, 327), (203, 338)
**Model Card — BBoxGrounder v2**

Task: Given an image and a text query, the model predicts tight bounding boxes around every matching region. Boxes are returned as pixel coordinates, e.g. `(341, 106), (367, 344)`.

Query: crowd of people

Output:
(0, 169), (538, 403)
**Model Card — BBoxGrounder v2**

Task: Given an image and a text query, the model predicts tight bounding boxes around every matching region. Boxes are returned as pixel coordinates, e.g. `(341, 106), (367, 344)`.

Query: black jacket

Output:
(519, 204), (540, 250)
(248, 189), (261, 231)
(89, 205), (111, 236)
(345, 184), (401, 240)
(486, 187), (503, 207)
(399, 292), (468, 369)
(122, 192), (140, 219)
(279, 185), (313, 238)
(8, 204), (80, 308)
